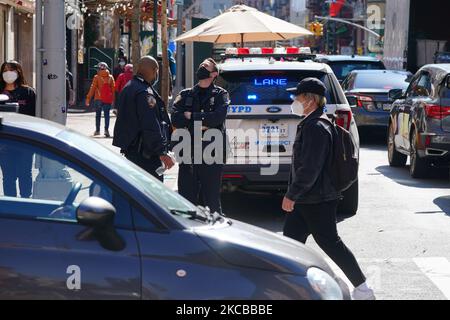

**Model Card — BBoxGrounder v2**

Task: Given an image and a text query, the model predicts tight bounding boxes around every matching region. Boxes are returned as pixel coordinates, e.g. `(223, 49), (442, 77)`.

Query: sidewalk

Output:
(66, 111), (178, 191)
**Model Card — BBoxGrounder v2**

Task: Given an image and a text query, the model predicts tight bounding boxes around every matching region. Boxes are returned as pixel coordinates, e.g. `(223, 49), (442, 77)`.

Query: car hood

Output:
(194, 219), (333, 276)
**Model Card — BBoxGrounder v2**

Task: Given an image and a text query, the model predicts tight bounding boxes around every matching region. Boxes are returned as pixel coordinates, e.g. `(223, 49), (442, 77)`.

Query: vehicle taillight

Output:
(336, 110), (352, 131)
(223, 174), (244, 179)
(355, 95), (376, 111)
(425, 104), (450, 119)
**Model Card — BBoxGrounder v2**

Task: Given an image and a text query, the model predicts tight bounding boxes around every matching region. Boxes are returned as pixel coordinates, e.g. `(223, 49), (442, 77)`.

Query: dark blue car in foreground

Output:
(0, 112), (348, 300)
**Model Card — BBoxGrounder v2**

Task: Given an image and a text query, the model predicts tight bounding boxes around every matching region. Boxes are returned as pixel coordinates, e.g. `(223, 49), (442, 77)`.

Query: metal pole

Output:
(174, 2), (184, 96)
(41, 0), (66, 124)
(34, 0), (73, 201)
(153, 0), (158, 59)
(71, 0), (79, 108)
(161, 0), (169, 106)
(35, 0), (43, 118)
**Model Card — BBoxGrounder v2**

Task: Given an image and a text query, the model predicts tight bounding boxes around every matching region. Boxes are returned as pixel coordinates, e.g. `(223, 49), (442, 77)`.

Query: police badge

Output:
(147, 95), (157, 108)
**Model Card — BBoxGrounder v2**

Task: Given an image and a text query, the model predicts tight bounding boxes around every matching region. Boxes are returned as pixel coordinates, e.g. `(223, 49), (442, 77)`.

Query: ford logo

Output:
(266, 106), (282, 113)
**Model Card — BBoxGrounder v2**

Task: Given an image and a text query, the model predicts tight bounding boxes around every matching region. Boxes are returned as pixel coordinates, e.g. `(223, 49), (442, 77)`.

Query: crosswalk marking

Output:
(413, 257), (450, 300)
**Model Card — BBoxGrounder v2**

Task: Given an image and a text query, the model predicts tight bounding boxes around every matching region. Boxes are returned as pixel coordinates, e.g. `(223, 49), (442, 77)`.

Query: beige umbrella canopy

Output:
(175, 5), (313, 46)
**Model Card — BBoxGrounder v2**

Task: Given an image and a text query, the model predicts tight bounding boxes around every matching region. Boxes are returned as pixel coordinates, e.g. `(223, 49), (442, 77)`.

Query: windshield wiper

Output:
(169, 208), (210, 222)
(170, 206), (229, 225)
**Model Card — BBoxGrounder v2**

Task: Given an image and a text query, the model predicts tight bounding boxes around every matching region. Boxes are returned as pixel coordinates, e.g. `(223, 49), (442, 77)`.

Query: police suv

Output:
(217, 47), (360, 215)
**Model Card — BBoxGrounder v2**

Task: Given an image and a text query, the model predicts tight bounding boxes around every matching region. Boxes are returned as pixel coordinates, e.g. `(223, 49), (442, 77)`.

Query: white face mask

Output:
(291, 99), (305, 117)
(3, 71), (18, 84)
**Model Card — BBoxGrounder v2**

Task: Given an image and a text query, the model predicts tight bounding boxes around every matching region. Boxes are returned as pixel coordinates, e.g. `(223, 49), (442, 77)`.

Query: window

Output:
(0, 137), (132, 227)
(410, 73), (432, 97)
(353, 72), (411, 90)
(216, 70), (336, 105)
(328, 61), (385, 80)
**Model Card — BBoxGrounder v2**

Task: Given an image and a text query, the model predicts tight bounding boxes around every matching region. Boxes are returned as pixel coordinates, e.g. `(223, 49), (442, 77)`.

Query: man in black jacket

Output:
(113, 56), (174, 181)
(171, 58), (229, 214)
(282, 78), (375, 300)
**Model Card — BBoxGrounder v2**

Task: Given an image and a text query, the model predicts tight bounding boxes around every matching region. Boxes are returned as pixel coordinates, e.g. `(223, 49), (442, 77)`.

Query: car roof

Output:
(421, 63), (450, 73)
(419, 64), (450, 84)
(316, 55), (382, 62)
(349, 69), (412, 75)
(0, 112), (65, 136)
(219, 60), (333, 73)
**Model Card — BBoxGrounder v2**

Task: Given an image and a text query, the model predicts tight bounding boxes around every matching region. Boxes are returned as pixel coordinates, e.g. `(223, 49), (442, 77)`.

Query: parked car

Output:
(218, 47), (360, 216)
(387, 64), (450, 178)
(314, 55), (386, 82)
(342, 70), (412, 131)
(0, 112), (349, 300)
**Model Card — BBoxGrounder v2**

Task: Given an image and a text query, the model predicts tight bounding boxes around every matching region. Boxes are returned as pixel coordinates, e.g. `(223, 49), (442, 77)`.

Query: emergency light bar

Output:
(222, 46), (315, 61)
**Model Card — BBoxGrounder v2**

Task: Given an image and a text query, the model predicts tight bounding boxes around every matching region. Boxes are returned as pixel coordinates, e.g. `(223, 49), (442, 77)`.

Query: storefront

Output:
(0, 0), (34, 85)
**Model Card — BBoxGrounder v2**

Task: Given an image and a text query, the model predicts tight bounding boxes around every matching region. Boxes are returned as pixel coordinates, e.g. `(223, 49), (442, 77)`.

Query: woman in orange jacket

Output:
(85, 62), (115, 137)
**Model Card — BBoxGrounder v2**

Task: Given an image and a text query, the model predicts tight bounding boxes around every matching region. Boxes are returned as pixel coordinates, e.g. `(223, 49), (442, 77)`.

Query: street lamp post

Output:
(34, 0), (73, 201)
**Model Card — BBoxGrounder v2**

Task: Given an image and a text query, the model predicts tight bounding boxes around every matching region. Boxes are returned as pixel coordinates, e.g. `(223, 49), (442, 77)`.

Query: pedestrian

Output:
(113, 56), (128, 80)
(281, 78), (375, 300)
(112, 56), (174, 181)
(115, 64), (133, 94)
(171, 58), (230, 214)
(0, 60), (36, 198)
(85, 62), (115, 138)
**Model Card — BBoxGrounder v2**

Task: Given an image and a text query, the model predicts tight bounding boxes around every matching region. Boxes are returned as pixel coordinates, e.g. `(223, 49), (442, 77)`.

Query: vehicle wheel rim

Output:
(410, 133), (416, 173)
(388, 127), (395, 162)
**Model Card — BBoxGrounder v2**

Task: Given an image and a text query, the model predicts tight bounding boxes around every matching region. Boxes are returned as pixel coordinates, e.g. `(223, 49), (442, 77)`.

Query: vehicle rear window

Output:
(354, 72), (411, 90)
(216, 70), (335, 105)
(329, 61), (385, 80)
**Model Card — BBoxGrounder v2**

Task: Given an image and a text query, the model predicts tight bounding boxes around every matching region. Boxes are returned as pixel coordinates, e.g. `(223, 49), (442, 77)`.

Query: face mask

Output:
(291, 99), (305, 117)
(119, 61), (126, 67)
(197, 66), (211, 80)
(3, 71), (18, 84)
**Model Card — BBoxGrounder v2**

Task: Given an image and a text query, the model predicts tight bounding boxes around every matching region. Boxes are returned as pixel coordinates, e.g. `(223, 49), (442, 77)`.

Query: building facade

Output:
(0, 0), (35, 85)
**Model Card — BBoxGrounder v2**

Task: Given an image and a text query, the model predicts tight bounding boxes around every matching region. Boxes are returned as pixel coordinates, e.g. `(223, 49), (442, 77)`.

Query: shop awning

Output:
(0, 0), (35, 13)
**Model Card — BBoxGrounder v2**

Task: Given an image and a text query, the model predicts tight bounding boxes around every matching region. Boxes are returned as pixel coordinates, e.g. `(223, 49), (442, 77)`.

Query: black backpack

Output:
(318, 117), (359, 192)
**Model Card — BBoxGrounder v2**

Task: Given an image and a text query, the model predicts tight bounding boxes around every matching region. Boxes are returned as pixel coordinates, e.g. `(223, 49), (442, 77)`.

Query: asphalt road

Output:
(68, 113), (450, 300)
(222, 132), (450, 300)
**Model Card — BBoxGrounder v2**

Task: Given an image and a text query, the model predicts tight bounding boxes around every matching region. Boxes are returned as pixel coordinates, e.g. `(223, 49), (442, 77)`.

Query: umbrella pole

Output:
(241, 33), (244, 48)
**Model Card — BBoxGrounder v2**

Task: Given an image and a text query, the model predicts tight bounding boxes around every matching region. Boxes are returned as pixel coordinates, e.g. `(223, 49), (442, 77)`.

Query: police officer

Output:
(113, 56), (174, 181)
(171, 58), (230, 214)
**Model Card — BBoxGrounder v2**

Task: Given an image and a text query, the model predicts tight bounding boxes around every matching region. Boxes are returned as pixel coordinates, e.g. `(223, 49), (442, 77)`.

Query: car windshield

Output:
(57, 129), (198, 219)
(329, 61), (385, 80)
(354, 72), (411, 90)
(216, 70), (335, 105)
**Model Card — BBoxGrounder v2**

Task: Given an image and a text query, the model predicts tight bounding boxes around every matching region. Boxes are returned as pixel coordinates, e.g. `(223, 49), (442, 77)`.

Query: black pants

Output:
(0, 150), (34, 198)
(283, 200), (366, 287)
(178, 163), (223, 214)
(125, 151), (163, 182)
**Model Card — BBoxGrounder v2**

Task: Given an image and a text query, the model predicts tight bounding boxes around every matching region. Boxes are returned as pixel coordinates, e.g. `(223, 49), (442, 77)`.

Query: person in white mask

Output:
(0, 60), (36, 116)
(0, 60), (36, 199)
(283, 78), (375, 300)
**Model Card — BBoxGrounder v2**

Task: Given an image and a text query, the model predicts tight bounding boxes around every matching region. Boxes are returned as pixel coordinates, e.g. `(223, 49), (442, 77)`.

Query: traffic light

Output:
(308, 22), (324, 37)
(317, 23), (324, 36)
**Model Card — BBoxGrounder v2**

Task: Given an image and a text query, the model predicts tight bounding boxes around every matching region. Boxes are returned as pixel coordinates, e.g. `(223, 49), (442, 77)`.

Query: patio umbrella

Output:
(175, 4), (313, 46)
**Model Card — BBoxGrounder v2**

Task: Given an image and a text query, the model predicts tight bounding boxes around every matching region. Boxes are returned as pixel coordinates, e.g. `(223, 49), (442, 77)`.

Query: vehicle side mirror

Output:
(77, 197), (125, 251)
(388, 88), (405, 100)
(446, 77), (450, 89)
(346, 95), (358, 106)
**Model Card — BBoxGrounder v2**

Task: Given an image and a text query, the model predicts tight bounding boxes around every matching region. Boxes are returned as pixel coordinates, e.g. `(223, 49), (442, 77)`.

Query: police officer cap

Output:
(287, 77), (327, 97)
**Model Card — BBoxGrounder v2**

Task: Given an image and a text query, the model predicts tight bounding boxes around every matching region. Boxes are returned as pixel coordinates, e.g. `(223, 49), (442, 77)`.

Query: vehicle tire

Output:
(388, 122), (407, 167)
(337, 180), (358, 216)
(410, 131), (430, 178)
